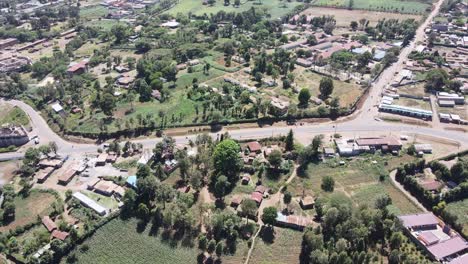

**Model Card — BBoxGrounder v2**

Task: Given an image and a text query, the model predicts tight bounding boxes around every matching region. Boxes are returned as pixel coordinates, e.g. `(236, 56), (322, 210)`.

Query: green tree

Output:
(283, 191), (292, 211)
(319, 77), (334, 99)
(111, 24), (130, 44)
(261, 206), (277, 226)
(213, 139), (243, 182)
(268, 149), (282, 169)
(214, 175), (230, 199)
(241, 198), (257, 221)
(425, 68), (449, 91)
(321, 176), (334, 192)
(285, 129), (294, 151)
(298, 88), (311, 106)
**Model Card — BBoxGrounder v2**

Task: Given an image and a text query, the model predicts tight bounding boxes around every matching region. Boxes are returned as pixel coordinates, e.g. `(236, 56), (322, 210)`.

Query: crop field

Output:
(300, 7), (423, 27)
(65, 217), (198, 264)
(0, 190), (56, 232)
(288, 156), (422, 215)
(249, 228), (303, 264)
(166, 0), (302, 19)
(445, 199), (468, 237)
(313, 0), (432, 14)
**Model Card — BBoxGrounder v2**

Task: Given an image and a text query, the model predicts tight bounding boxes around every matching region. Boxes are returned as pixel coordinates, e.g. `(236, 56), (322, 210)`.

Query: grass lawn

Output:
(0, 190), (56, 232)
(83, 19), (126, 31)
(249, 227), (303, 264)
(83, 191), (119, 210)
(314, 0), (432, 14)
(294, 69), (364, 107)
(74, 41), (107, 58)
(300, 7), (423, 27)
(64, 217), (199, 264)
(166, 0), (302, 19)
(288, 155), (422, 215)
(445, 199), (468, 237)
(80, 5), (109, 20)
(0, 105), (30, 127)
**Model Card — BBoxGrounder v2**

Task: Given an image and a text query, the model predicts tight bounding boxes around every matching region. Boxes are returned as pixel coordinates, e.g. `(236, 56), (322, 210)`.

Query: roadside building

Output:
(323, 147), (336, 158)
(0, 125), (29, 147)
(38, 159), (64, 169)
(437, 92), (465, 105)
(72, 192), (107, 216)
(379, 104), (433, 119)
(137, 149), (154, 165)
(355, 136), (402, 152)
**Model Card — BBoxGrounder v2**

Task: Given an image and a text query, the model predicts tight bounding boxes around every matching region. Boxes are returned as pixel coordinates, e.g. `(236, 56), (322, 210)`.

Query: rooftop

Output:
(398, 213), (439, 228)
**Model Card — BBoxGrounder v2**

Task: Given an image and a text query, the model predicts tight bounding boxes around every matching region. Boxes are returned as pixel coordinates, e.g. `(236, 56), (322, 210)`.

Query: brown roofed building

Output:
(38, 159), (64, 169)
(246, 141), (262, 153)
(42, 216), (57, 232)
(36, 167), (54, 183)
(355, 136), (402, 151)
(96, 153), (107, 166)
(251, 192), (263, 204)
(420, 180), (443, 192)
(94, 180), (118, 196)
(51, 230), (69, 241)
(58, 168), (77, 185)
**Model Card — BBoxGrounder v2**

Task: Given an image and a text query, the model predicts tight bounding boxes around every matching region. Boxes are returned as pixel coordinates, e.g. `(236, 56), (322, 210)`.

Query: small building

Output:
(255, 185), (268, 194)
(161, 20), (180, 28)
(72, 192), (107, 216)
(230, 196), (242, 208)
(295, 58), (312, 67)
(152, 90), (162, 100)
(275, 212), (313, 231)
(94, 180), (119, 196)
(51, 102), (64, 114)
(51, 230), (69, 241)
(126, 175), (137, 189)
(250, 192), (263, 204)
(323, 147), (335, 158)
(0, 38), (18, 49)
(241, 175), (250, 185)
(188, 59), (200, 66)
(36, 167), (54, 183)
(398, 213), (439, 230)
(58, 168), (77, 185)
(299, 196), (315, 210)
(95, 153), (107, 166)
(67, 60), (88, 75)
(420, 180), (443, 193)
(438, 100), (456, 107)
(113, 186), (126, 198)
(38, 159), (63, 169)
(246, 141), (262, 154)
(87, 178), (100, 190)
(42, 216), (57, 232)
(414, 144), (433, 154)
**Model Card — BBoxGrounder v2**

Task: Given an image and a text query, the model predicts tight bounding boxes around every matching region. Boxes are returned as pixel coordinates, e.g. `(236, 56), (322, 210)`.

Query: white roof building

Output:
(51, 102), (63, 113)
(72, 192), (107, 216)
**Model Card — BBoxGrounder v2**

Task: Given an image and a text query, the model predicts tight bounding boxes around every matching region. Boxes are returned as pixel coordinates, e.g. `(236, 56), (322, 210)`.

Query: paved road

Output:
(1, 0), (465, 160)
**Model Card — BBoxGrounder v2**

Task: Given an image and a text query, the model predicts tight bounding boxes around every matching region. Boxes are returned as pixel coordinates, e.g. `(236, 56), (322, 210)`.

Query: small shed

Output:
(299, 196), (315, 210)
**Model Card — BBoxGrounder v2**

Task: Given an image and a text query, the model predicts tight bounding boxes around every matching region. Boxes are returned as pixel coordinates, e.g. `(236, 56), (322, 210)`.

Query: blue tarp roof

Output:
(126, 175), (137, 188)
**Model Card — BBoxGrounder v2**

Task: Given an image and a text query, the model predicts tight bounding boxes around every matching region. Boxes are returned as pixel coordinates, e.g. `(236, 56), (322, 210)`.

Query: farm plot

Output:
(166, 0), (302, 19)
(313, 0), (432, 14)
(288, 156), (422, 214)
(300, 7), (423, 27)
(64, 217), (199, 264)
(249, 228), (303, 264)
(80, 5), (109, 20)
(0, 104), (30, 127)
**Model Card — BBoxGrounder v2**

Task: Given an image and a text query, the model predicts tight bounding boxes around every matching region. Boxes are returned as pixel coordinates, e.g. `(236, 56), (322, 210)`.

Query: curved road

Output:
(1, 0), (466, 160)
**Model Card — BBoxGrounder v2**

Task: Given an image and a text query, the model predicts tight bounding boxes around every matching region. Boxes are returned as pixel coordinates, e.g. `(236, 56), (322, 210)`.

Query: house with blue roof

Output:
(126, 175), (137, 189)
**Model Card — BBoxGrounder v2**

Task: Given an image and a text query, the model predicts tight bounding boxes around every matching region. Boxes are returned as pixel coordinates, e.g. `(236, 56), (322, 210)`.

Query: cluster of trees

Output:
(424, 68), (463, 92)
(366, 19), (418, 46)
(302, 193), (430, 264)
(0, 184), (16, 225)
(211, 139), (243, 199)
(289, 15), (337, 35)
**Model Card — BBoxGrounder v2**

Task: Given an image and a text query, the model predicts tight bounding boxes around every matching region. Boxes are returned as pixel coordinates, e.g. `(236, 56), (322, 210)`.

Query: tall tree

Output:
(319, 77), (334, 99)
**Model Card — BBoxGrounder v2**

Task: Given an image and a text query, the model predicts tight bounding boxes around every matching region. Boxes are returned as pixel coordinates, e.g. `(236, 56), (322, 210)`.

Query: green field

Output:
(445, 199), (468, 237)
(79, 5), (109, 20)
(314, 0), (432, 14)
(166, 0), (302, 19)
(64, 217), (199, 264)
(289, 155), (422, 215)
(0, 106), (30, 127)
